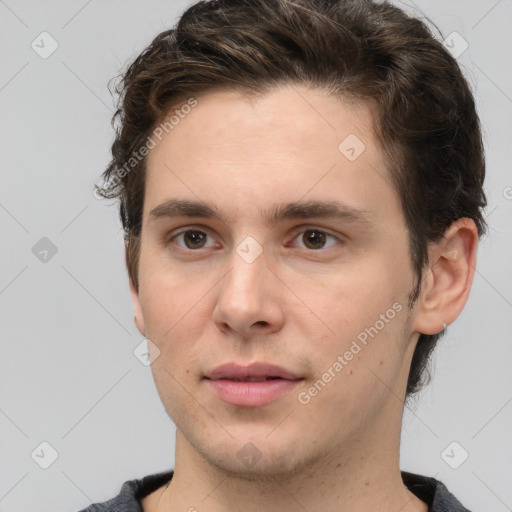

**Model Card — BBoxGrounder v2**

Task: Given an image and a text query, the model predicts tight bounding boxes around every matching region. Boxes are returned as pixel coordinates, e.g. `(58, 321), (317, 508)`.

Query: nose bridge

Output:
(224, 237), (268, 301)
(212, 236), (283, 335)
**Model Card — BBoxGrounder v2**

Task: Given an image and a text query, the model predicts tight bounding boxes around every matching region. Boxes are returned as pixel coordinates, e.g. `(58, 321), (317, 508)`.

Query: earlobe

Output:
(130, 280), (146, 336)
(412, 218), (478, 335)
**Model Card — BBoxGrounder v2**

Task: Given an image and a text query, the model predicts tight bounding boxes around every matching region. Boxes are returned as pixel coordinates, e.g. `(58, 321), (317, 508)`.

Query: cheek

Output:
(140, 268), (210, 418)
(138, 247), (206, 334)
(137, 255), (217, 381)
(299, 309), (408, 438)
(141, 283), (209, 355)
(308, 258), (408, 338)
(298, 256), (411, 401)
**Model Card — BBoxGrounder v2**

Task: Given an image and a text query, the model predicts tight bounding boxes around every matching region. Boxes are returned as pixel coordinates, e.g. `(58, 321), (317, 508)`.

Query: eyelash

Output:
(168, 226), (342, 253)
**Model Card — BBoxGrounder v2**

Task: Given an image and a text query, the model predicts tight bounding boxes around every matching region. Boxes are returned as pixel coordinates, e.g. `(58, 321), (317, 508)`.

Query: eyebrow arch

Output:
(148, 198), (372, 227)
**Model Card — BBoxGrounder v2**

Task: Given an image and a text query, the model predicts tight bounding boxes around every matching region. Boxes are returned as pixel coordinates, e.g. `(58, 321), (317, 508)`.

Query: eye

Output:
(289, 228), (341, 250)
(169, 227), (341, 253)
(171, 229), (219, 250)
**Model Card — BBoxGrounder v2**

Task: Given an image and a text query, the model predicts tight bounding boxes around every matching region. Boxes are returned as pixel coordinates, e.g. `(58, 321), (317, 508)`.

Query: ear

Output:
(130, 279), (146, 336)
(413, 218), (479, 335)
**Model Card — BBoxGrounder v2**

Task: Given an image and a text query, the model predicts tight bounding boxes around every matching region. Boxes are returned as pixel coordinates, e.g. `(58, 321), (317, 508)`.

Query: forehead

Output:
(150, 86), (376, 157)
(143, 86), (399, 225)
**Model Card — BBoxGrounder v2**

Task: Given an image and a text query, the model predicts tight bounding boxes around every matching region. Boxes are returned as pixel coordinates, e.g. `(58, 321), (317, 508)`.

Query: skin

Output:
(130, 85), (478, 512)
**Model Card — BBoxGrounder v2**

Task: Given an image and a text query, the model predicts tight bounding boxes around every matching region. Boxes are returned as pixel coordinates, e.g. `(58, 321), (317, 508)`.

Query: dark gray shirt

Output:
(77, 470), (472, 512)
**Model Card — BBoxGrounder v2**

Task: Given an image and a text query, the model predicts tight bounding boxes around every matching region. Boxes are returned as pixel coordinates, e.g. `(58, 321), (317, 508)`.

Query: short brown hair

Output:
(98, 0), (487, 396)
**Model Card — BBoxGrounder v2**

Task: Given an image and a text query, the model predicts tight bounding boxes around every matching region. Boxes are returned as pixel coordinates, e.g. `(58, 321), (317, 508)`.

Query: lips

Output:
(205, 363), (303, 407)
(205, 362), (301, 382)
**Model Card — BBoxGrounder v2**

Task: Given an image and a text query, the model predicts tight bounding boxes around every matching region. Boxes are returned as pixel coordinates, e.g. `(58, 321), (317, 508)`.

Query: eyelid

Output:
(288, 224), (343, 239)
(168, 223), (217, 237)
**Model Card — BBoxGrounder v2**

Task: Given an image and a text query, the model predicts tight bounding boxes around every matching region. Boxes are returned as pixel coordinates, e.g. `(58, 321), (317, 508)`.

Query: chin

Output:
(193, 434), (325, 482)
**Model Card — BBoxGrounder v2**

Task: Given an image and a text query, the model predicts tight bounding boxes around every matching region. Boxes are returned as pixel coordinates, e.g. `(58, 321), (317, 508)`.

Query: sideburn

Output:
(125, 232), (141, 291)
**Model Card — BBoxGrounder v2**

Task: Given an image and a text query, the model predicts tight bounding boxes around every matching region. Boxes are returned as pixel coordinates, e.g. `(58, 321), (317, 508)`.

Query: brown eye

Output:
(290, 228), (340, 251)
(183, 230), (207, 249)
(302, 230), (327, 249)
(172, 230), (214, 250)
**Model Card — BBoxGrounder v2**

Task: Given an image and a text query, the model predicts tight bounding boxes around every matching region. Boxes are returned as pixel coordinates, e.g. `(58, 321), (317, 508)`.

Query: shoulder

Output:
(402, 471), (473, 512)
(76, 470), (174, 512)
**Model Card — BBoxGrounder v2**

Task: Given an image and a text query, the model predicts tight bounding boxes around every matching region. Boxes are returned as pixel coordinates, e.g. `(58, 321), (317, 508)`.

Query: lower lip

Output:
(206, 378), (303, 407)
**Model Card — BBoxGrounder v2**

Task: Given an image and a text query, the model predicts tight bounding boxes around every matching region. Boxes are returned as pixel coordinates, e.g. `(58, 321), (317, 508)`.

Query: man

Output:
(81, 0), (486, 510)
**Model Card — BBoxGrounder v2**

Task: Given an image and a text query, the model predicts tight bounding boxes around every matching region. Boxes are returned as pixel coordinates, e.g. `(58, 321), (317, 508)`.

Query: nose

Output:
(211, 244), (285, 338)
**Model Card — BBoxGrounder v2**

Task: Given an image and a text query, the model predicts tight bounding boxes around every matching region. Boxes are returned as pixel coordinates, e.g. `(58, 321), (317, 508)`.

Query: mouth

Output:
(205, 362), (302, 381)
(224, 376), (282, 382)
(204, 362), (304, 407)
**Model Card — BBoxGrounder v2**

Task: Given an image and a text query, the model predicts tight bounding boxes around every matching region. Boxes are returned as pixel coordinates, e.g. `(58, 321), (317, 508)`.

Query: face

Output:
(133, 86), (420, 478)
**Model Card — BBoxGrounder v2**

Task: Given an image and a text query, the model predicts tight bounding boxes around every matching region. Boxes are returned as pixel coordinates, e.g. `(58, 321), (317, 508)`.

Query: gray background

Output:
(1, 1), (511, 510)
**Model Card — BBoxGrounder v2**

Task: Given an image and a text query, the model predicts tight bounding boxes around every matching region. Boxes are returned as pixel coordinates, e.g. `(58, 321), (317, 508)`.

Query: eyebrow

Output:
(149, 198), (372, 228)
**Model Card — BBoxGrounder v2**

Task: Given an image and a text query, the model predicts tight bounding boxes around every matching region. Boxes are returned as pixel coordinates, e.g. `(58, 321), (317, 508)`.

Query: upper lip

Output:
(205, 363), (302, 381)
